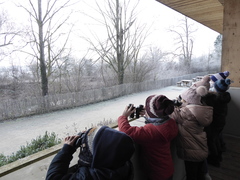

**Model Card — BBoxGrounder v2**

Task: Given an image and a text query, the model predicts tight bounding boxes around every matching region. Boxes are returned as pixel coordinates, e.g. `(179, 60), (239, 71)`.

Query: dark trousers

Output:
(205, 126), (223, 166)
(184, 160), (205, 180)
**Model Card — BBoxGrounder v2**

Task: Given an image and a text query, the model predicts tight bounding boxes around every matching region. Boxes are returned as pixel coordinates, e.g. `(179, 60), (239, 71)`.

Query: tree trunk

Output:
(38, 0), (48, 96)
(116, 0), (124, 84)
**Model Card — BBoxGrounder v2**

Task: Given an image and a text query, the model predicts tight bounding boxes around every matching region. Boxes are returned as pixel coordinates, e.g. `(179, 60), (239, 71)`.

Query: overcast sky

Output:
(1, 0), (219, 67)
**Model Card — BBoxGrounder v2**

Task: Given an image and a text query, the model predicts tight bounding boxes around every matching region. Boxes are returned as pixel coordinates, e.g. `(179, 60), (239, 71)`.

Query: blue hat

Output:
(214, 79), (231, 92)
(211, 71), (230, 82)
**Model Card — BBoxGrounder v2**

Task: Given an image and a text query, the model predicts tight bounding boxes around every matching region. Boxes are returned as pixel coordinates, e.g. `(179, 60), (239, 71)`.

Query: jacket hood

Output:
(91, 126), (135, 169)
(202, 91), (231, 106)
(187, 105), (213, 127)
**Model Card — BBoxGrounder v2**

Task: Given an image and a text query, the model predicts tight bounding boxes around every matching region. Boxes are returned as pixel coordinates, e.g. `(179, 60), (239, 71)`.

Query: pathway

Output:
(0, 86), (186, 156)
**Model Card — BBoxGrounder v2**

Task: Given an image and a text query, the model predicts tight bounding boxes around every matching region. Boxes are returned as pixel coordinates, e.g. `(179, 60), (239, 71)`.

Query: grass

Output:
(0, 131), (61, 167)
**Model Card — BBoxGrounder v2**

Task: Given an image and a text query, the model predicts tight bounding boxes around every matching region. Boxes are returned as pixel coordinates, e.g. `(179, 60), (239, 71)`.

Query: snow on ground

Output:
(0, 86), (187, 156)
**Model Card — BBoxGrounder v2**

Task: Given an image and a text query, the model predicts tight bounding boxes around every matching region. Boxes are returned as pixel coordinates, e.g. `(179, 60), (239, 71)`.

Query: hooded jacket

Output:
(202, 91), (231, 128)
(118, 115), (178, 180)
(170, 104), (213, 161)
(202, 91), (231, 161)
(46, 126), (135, 180)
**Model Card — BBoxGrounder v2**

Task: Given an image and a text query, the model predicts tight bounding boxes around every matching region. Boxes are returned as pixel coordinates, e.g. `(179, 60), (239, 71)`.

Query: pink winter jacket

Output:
(118, 116), (178, 180)
(170, 104), (213, 162)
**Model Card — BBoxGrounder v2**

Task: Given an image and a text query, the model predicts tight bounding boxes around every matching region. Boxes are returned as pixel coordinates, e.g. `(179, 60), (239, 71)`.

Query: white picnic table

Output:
(177, 80), (192, 87)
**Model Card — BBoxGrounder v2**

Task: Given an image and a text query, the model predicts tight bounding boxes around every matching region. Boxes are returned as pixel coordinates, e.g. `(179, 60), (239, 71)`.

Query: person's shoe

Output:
(205, 173), (212, 180)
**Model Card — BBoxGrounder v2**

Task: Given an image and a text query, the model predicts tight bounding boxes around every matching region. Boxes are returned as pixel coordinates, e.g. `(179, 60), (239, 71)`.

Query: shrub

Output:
(0, 131), (61, 167)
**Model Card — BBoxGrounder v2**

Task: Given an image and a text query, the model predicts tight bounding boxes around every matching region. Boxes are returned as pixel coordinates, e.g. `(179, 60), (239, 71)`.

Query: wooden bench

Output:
(196, 76), (203, 81)
(177, 81), (182, 87)
(181, 80), (192, 87)
(176, 80), (192, 87)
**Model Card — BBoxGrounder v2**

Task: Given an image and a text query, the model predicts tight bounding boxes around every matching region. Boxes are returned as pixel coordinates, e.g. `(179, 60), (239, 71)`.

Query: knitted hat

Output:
(211, 71), (230, 82)
(214, 79), (231, 92)
(181, 77), (210, 105)
(181, 86), (208, 105)
(192, 75), (210, 90)
(145, 95), (174, 118)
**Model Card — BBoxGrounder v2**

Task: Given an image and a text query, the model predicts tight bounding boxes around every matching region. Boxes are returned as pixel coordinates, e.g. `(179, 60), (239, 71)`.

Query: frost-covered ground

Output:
(0, 86), (187, 156)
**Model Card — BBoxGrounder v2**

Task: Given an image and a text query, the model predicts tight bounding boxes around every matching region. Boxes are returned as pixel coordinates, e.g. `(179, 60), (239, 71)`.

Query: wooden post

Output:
(222, 0), (240, 87)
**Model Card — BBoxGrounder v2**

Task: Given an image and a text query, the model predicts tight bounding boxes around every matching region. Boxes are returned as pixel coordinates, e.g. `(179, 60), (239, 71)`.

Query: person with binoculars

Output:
(46, 126), (135, 180)
(118, 94), (178, 180)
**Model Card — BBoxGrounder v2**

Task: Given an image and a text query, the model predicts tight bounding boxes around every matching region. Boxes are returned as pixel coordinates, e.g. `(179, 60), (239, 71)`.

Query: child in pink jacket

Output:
(171, 76), (213, 180)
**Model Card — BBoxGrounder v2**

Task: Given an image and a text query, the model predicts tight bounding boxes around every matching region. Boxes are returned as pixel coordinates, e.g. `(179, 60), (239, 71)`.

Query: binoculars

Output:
(128, 104), (144, 119)
(74, 132), (86, 148)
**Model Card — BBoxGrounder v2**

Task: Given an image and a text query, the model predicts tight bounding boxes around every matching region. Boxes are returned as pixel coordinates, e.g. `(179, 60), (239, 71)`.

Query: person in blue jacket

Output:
(46, 126), (135, 180)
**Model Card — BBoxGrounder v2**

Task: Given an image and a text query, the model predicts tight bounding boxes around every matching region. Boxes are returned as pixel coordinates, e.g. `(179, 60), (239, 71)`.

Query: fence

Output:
(0, 72), (208, 121)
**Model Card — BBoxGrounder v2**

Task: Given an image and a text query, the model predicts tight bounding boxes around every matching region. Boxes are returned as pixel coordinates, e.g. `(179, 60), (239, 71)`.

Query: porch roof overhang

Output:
(155, 0), (224, 34)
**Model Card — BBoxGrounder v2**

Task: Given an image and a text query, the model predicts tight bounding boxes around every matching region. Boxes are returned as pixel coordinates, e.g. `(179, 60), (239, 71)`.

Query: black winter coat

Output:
(202, 91), (231, 128)
(46, 126), (135, 180)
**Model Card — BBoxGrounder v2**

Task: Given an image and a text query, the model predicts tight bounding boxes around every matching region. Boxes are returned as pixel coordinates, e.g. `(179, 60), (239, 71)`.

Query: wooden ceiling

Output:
(155, 0), (224, 34)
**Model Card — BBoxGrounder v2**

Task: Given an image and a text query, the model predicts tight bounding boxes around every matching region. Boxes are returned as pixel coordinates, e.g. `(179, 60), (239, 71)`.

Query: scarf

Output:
(144, 116), (170, 125)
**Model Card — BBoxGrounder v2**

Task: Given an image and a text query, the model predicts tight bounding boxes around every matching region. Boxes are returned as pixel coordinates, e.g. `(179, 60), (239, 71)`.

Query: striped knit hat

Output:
(145, 95), (174, 118)
(211, 71), (230, 82)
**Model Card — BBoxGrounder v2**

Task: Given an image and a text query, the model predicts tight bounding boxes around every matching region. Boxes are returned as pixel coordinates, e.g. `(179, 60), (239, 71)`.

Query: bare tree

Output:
(213, 34), (222, 63)
(18, 0), (77, 96)
(134, 46), (181, 81)
(125, 54), (153, 83)
(169, 16), (197, 72)
(84, 0), (147, 85)
(214, 34), (222, 56)
(208, 34), (222, 72)
(0, 9), (21, 60)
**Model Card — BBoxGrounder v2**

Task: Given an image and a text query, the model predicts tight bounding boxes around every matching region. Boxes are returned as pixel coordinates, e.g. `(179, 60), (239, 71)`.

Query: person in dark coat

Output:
(202, 78), (231, 167)
(46, 126), (135, 180)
